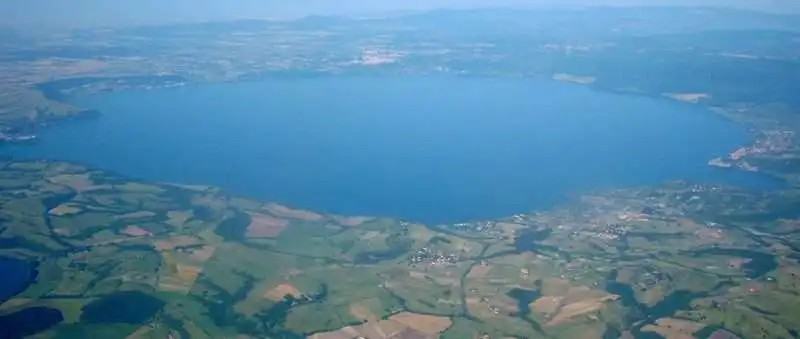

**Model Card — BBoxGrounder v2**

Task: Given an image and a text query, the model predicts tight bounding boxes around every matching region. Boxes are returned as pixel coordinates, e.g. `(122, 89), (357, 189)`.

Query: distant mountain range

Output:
(1, 0), (798, 28)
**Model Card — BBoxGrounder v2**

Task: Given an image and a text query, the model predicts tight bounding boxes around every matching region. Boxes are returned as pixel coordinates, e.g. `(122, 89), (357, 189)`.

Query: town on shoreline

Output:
(1, 6), (799, 339)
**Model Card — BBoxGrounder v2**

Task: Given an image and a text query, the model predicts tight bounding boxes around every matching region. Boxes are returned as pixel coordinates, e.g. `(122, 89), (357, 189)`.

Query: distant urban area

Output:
(1, 6), (800, 339)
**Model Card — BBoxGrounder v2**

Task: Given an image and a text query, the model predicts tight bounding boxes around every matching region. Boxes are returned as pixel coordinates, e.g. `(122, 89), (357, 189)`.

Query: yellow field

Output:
(389, 312), (453, 334)
(308, 316), (444, 339)
(265, 283), (303, 301)
(641, 318), (705, 339)
(264, 203), (323, 221)
(48, 204), (83, 216)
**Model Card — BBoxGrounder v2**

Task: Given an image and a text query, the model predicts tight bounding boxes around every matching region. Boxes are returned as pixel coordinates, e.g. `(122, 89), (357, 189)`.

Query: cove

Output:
(1, 76), (781, 223)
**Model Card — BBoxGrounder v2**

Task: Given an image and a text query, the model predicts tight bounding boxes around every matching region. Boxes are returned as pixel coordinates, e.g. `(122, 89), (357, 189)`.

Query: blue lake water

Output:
(1, 76), (781, 223)
(0, 256), (35, 303)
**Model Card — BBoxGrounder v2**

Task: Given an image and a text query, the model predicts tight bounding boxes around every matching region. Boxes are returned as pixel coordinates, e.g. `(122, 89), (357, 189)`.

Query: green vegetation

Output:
(1, 6), (800, 339)
(81, 291), (165, 324)
(0, 160), (799, 338)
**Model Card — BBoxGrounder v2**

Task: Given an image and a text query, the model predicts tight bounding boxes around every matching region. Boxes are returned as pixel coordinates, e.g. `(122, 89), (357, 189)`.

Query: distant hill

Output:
(1, 0), (799, 28)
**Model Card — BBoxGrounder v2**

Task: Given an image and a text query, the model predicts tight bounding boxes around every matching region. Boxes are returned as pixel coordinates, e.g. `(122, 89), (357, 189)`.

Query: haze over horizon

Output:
(1, 0), (799, 27)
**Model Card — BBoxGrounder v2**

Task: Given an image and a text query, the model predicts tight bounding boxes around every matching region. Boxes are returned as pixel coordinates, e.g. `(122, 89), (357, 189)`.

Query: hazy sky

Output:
(2, 0), (798, 27)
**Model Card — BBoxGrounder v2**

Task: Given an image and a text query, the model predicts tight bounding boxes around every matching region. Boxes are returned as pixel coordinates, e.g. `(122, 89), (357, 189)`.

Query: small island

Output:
(664, 92), (711, 103)
(0, 132), (37, 143)
(552, 73), (596, 85)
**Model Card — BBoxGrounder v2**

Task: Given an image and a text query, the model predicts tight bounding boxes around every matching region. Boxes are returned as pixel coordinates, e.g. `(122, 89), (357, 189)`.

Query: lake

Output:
(1, 76), (780, 223)
(0, 256), (36, 303)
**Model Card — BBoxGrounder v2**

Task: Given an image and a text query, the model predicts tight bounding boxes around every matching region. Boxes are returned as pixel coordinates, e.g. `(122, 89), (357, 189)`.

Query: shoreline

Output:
(28, 71), (793, 181)
(0, 73), (788, 226)
(0, 10), (796, 337)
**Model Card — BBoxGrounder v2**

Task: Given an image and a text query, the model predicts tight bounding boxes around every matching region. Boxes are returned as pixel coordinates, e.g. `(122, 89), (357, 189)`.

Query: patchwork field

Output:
(2, 152), (800, 339)
(309, 312), (451, 339)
